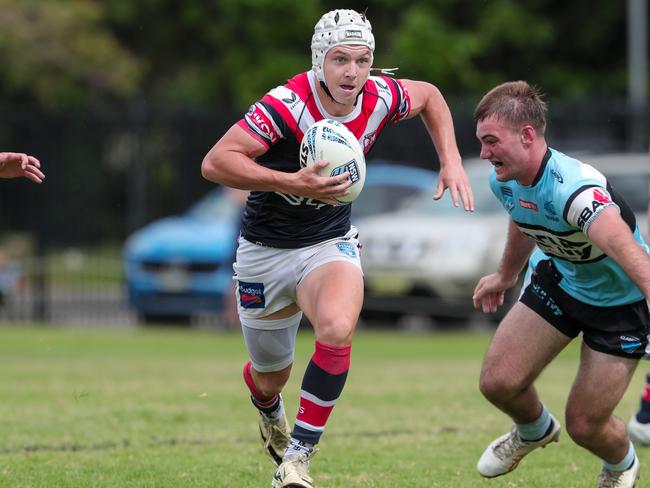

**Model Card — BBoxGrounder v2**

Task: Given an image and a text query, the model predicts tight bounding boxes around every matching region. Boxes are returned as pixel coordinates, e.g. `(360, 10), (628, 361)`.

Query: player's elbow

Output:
(201, 150), (225, 184)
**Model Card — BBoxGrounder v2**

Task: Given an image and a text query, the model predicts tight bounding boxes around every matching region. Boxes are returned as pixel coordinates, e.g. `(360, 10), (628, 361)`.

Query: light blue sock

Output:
(516, 404), (552, 441)
(603, 441), (636, 472)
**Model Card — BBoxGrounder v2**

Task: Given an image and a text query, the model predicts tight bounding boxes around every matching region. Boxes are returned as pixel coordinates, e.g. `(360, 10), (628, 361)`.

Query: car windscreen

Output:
(352, 184), (429, 219)
(402, 173), (502, 214)
(606, 173), (650, 213)
(187, 190), (244, 220)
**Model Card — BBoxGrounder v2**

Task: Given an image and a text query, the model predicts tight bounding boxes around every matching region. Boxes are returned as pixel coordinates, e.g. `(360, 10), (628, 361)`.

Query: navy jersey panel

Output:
(235, 71), (410, 249)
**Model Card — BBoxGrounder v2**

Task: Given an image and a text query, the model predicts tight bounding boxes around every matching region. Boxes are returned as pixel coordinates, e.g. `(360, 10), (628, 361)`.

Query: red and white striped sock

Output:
(288, 341), (351, 452)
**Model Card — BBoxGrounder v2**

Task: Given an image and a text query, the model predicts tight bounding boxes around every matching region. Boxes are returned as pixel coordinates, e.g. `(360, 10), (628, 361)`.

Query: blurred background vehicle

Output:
(357, 152), (650, 326)
(123, 162), (437, 325)
(1, 2), (648, 329)
(123, 187), (248, 324)
(583, 152), (649, 238)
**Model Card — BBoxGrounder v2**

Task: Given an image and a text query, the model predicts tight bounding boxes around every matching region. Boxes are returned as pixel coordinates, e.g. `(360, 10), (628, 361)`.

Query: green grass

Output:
(0, 324), (647, 487)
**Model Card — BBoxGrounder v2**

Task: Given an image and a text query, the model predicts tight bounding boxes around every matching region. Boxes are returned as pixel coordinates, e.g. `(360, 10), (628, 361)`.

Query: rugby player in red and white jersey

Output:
(201, 9), (474, 487)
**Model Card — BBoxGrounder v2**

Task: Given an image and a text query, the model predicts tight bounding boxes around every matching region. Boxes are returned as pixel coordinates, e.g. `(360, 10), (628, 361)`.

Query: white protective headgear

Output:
(311, 9), (375, 85)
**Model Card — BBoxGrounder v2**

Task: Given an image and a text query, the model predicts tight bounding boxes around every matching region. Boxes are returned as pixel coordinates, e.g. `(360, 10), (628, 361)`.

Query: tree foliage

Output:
(0, 0), (142, 107)
(0, 0), (633, 109)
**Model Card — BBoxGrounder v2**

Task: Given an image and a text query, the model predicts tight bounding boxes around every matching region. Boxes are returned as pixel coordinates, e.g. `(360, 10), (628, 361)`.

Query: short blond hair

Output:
(474, 81), (547, 134)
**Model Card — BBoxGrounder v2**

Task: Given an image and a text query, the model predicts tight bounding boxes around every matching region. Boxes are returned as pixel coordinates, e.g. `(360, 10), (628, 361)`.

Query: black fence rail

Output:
(0, 251), (134, 326)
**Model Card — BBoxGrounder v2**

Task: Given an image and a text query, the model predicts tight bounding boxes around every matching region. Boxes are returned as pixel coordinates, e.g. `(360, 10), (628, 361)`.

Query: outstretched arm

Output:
(0, 152), (44, 183)
(473, 220), (536, 313)
(201, 124), (351, 205)
(402, 79), (474, 211)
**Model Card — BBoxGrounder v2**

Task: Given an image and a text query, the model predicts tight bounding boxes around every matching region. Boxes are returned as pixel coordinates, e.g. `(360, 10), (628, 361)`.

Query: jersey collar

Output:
(529, 148), (552, 187)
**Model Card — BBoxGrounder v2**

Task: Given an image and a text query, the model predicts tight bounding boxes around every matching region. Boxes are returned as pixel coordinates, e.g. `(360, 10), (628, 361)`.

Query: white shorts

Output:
(233, 226), (362, 325)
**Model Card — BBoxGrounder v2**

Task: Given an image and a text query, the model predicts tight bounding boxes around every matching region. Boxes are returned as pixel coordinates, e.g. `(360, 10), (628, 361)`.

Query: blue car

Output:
(124, 187), (247, 324)
(123, 162), (437, 324)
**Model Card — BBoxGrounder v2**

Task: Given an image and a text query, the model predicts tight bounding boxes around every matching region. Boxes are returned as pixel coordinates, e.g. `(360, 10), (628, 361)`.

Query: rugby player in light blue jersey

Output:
(472, 81), (650, 488)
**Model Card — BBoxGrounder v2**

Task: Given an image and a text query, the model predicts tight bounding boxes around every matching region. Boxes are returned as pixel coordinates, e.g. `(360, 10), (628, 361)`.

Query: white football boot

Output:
(628, 414), (650, 445)
(258, 399), (291, 466)
(597, 455), (640, 488)
(477, 415), (561, 478)
(271, 451), (316, 488)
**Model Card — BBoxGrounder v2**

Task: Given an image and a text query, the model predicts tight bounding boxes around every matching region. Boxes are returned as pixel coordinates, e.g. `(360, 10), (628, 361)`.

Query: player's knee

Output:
(478, 370), (522, 403)
(565, 402), (608, 446)
(565, 414), (595, 446)
(314, 316), (355, 345)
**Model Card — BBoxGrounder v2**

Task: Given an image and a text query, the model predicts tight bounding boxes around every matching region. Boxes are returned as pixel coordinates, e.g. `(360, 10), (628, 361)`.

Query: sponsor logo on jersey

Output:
(282, 92), (297, 104)
(375, 79), (389, 92)
(593, 188), (612, 204)
(274, 192), (328, 210)
(504, 199), (515, 213)
(544, 201), (559, 222)
(238, 281), (265, 309)
(519, 199), (539, 211)
(521, 228), (598, 262)
(337, 242), (357, 258)
(362, 131), (376, 152)
(620, 335), (642, 353)
(330, 160), (360, 184)
(576, 194), (611, 230)
(248, 106), (278, 144)
(544, 201), (557, 215)
(550, 169), (564, 183)
(281, 91), (301, 110)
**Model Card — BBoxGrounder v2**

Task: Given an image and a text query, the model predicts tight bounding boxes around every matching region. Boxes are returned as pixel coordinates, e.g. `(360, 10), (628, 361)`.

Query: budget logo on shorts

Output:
(238, 281), (265, 309)
(337, 242), (357, 258)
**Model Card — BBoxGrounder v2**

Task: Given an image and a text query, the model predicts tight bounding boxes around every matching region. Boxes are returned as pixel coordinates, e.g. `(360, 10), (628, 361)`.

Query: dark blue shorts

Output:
(520, 259), (650, 359)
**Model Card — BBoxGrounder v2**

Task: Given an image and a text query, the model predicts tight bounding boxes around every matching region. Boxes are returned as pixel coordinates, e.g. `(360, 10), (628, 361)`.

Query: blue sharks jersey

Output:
(490, 148), (650, 306)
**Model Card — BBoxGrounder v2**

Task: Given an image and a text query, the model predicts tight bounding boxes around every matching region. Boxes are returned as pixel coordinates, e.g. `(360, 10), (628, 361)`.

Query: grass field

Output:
(0, 324), (647, 487)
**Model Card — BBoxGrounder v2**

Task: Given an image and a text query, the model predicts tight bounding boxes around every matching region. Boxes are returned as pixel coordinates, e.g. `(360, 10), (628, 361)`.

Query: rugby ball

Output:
(299, 119), (366, 203)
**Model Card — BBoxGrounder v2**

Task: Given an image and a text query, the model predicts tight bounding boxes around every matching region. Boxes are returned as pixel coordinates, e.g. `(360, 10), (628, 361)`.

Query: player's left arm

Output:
(401, 79), (474, 212)
(587, 206), (650, 299)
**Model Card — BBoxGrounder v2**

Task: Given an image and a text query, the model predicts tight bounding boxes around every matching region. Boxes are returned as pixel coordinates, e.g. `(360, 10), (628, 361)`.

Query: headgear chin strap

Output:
(311, 9), (375, 88)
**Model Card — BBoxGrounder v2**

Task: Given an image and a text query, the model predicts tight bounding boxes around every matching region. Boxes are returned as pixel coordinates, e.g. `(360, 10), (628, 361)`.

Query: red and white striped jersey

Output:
(237, 70), (411, 248)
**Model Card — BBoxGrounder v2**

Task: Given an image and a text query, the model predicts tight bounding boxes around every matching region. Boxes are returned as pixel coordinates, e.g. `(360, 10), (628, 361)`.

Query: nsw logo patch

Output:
(238, 281), (265, 309)
(330, 160), (360, 184)
(337, 242), (357, 258)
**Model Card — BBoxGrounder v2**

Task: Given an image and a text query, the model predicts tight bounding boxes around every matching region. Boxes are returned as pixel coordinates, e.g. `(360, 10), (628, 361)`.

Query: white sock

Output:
(284, 437), (314, 460)
(260, 395), (285, 422)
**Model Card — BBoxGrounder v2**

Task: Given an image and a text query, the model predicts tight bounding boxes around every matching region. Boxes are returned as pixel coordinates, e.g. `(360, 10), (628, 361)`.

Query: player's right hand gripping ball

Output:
(299, 119), (366, 203)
